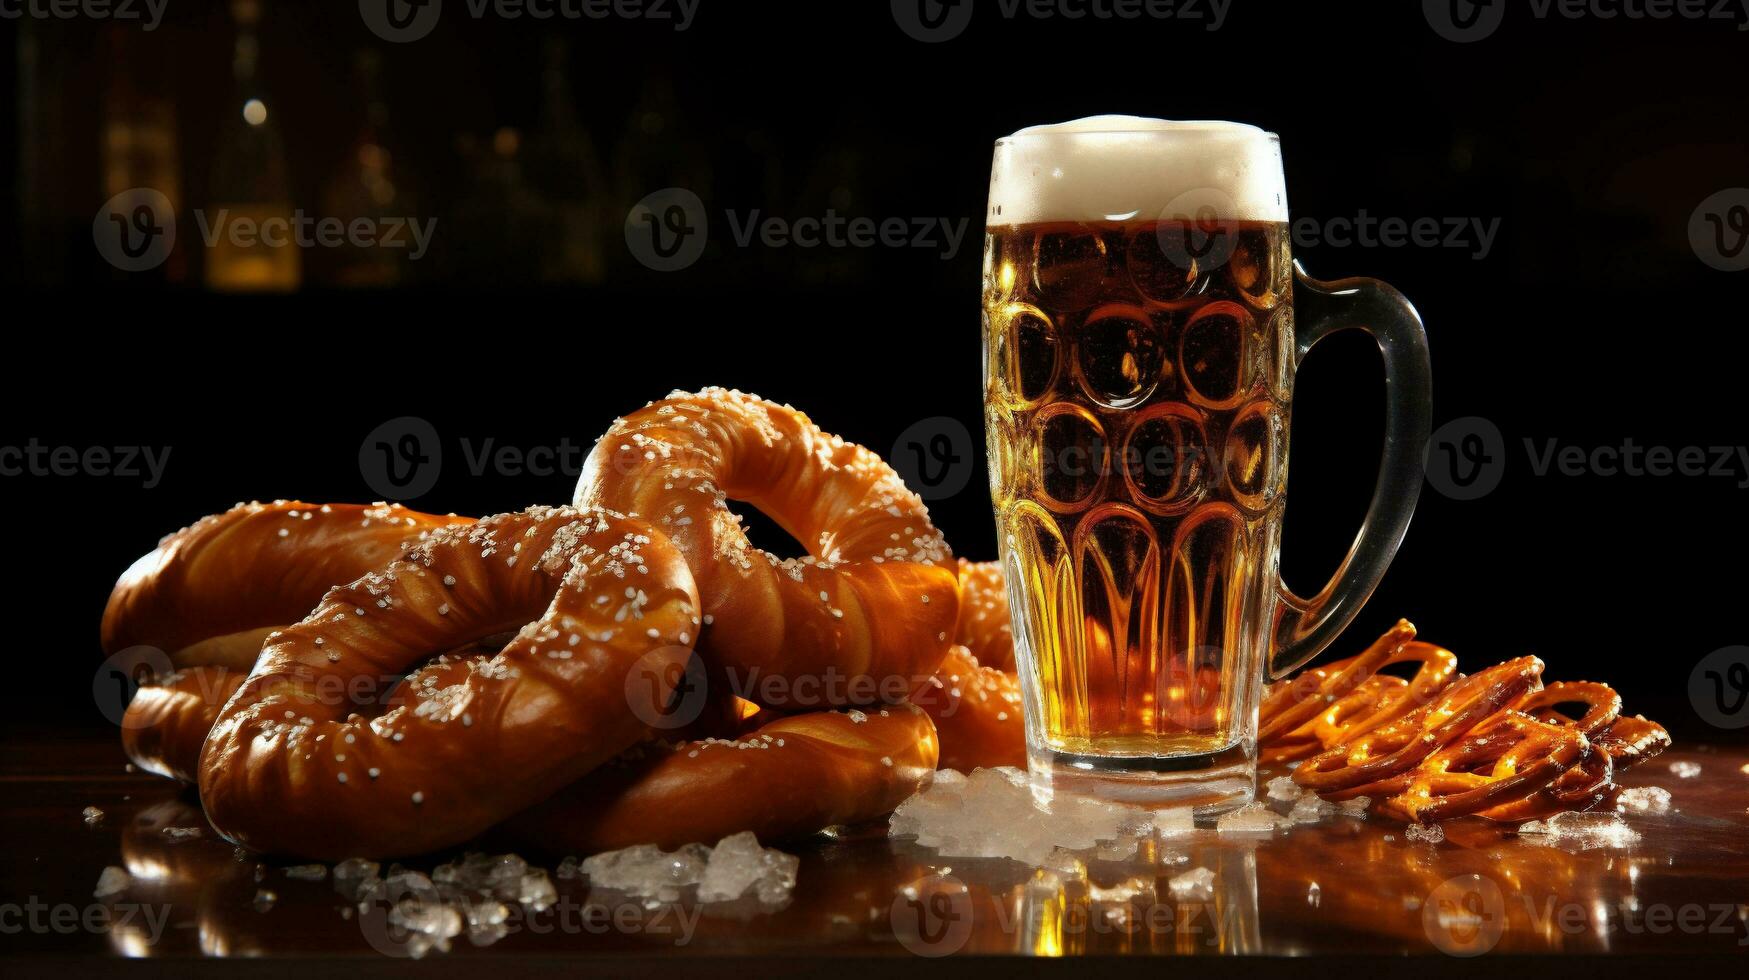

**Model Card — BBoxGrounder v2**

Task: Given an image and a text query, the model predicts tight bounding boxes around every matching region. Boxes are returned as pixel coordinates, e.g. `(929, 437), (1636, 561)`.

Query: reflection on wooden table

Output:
(4, 739), (1745, 961)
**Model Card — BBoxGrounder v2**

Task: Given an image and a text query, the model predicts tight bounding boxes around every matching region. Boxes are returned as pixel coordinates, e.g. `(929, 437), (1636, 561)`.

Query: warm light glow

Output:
(242, 99), (268, 127)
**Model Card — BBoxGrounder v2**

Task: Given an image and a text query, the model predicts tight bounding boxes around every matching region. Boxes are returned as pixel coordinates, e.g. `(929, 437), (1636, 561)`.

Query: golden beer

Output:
(984, 117), (1432, 809)
(984, 217), (1291, 762)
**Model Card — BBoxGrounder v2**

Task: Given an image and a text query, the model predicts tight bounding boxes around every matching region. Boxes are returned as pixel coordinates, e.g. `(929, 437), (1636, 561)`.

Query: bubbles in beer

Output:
(1122, 407), (1208, 513)
(1075, 306), (1163, 409)
(1036, 404), (1108, 513)
(1032, 232), (1108, 312)
(1179, 302), (1254, 410)
(1223, 401), (1287, 512)
(1126, 227), (1199, 303)
(992, 303), (1060, 406)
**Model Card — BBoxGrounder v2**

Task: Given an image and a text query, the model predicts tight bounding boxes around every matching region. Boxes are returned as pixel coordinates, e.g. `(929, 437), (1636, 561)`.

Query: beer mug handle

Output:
(1269, 262), (1433, 680)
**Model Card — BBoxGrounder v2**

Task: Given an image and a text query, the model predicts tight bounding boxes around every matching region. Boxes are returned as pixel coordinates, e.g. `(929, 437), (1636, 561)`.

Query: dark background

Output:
(2, 2), (1745, 741)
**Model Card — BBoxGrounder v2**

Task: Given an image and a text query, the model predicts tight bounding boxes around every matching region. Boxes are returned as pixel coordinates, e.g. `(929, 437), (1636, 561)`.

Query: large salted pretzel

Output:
(104, 501), (468, 671)
(916, 561), (1025, 772)
(105, 501), (473, 782)
(574, 389), (960, 708)
(508, 703), (939, 853)
(197, 507), (703, 859)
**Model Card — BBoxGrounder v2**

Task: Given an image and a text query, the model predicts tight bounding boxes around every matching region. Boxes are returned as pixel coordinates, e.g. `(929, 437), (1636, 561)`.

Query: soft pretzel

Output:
(919, 645), (1025, 772)
(122, 668), (245, 783)
(198, 507), (701, 860)
(574, 389), (959, 709)
(103, 501), (468, 670)
(107, 501), (472, 780)
(508, 702), (939, 853)
(953, 559), (1014, 671)
(910, 560), (1026, 771)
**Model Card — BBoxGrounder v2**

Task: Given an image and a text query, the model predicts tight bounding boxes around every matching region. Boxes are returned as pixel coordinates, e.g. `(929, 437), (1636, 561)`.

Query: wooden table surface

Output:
(3, 735), (1746, 977)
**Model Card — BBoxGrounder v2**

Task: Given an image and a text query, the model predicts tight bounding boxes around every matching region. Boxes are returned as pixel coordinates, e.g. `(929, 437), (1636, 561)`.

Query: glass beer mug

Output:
(983, 117), (1432, 810)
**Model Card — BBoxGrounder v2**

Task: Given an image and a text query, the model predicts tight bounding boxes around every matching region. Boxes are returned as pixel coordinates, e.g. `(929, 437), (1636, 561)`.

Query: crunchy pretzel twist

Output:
(574, 388), (960, 709)
(1258, 620), (1458, 763)
(1282, 623), (1670, 822)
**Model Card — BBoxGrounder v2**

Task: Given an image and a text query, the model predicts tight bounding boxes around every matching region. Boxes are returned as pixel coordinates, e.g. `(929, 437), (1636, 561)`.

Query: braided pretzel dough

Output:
(199, 507), (700, 860)
(575, 389), (959, 708)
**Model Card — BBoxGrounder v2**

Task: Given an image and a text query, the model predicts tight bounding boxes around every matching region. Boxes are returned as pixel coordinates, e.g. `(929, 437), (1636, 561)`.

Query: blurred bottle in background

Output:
(102, 25), (186, 285)
(205, 0), (300, 292)
(609, 74), (713, 276)
(525, 39), (607, 285)
(447, 126), (546, 284)
(317, 51), (408, 289)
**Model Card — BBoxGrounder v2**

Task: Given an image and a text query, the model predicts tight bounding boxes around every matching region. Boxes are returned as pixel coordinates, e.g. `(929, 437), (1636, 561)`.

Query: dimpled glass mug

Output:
(982, 117), (1432, 811)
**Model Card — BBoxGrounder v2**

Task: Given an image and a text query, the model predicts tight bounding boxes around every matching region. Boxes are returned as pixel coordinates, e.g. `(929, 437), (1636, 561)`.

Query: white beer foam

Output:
(989, 115), (1287, 226)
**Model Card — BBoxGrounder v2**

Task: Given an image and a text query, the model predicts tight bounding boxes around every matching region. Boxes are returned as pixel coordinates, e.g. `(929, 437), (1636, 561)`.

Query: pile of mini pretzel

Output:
(1263, 622), (1670, 821)
(106, 388), (1664, 862)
